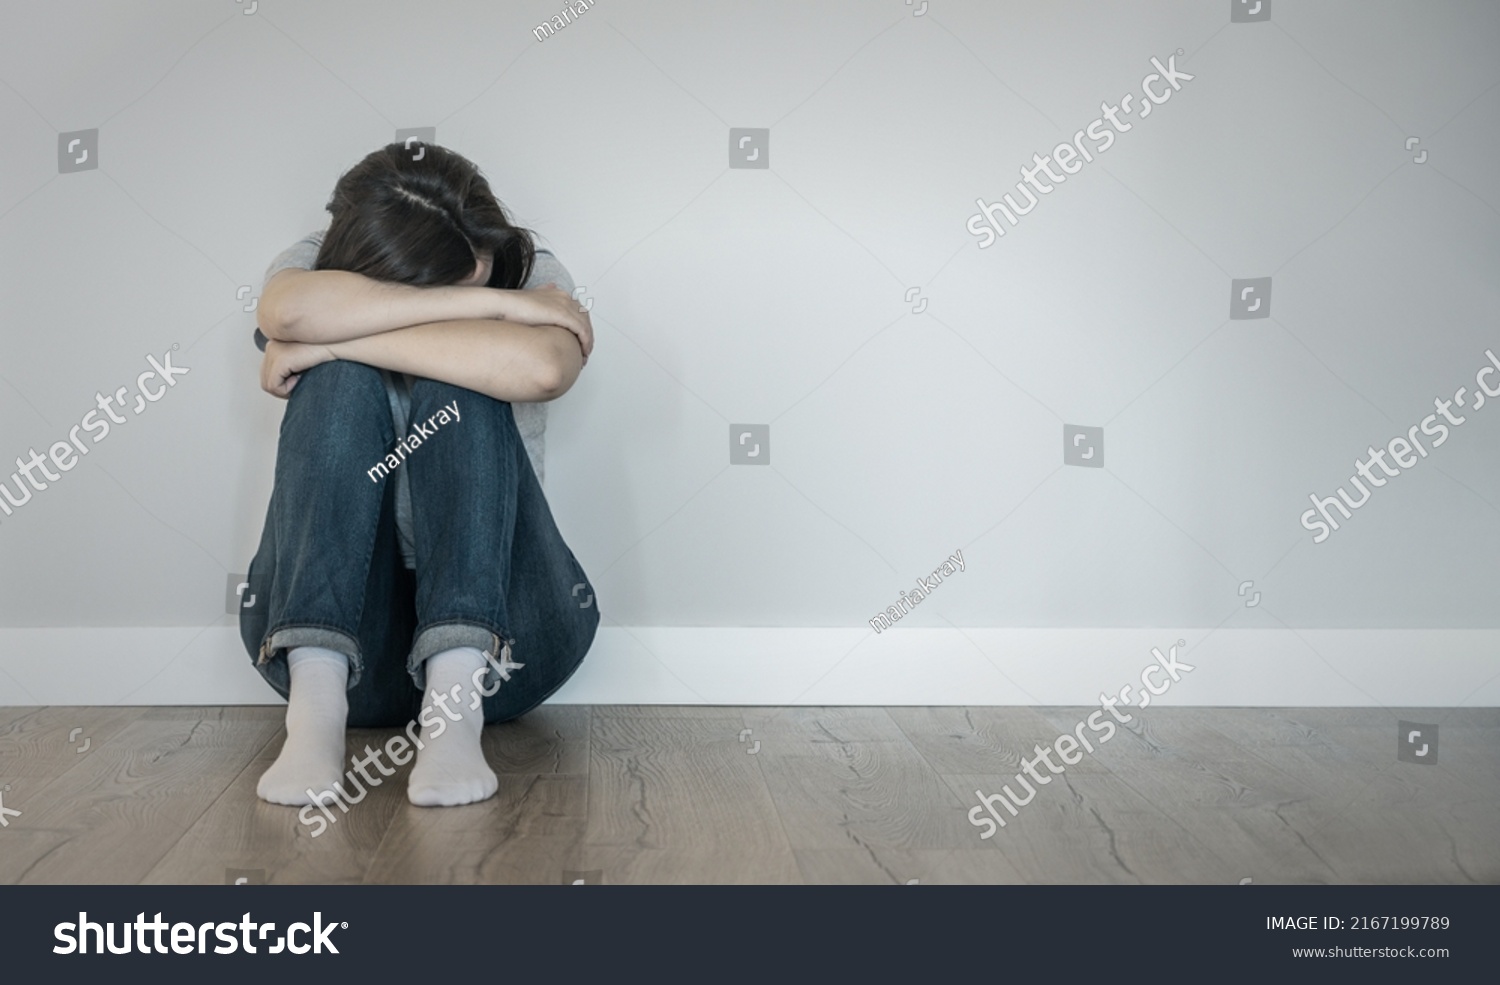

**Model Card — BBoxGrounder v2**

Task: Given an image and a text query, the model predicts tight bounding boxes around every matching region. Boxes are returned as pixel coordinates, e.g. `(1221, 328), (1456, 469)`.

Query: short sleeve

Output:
(254, 229), (326, 352)
(264, 229), (326, 286)
(524, 248), (575, 295)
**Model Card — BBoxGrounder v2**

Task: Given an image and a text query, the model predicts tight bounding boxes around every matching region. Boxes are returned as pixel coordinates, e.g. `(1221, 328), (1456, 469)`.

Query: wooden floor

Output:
(0, 704), (1495, 884)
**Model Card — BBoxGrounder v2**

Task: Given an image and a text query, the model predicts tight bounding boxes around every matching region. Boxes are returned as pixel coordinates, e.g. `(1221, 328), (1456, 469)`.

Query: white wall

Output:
(1, 1), (1497, 706)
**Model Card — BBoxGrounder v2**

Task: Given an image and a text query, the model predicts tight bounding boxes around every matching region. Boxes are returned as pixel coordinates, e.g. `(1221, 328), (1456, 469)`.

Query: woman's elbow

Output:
(532, 360), (577, 401)
(531, 335), (583, 401)
(257, 292), (303, 342)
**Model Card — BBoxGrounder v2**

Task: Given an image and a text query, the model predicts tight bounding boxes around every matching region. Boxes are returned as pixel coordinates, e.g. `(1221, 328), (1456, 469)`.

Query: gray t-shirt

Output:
(258, 229), (573, 569)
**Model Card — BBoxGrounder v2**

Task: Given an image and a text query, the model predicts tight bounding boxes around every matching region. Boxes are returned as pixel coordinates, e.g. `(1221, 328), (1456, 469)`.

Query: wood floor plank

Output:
(939, 771), (1234, 884)
(0, 706), (147, 805)
(1038, 706), (1270, 768)
(138, 706), (286, 721)
(0, 707), (41, 730)
(1186, 714), (1409, 853)
(1033, 707), (1322, 811)
(1234, 728), (1493, 828)
(1197, 714), (1499, 854)
(758, 746), (976, 852)
(1313, 726), (1498, 801)
(573, 846), (803, 884)
(741, 706), (907, 743)
(1206, 709), (1452, 773)
(1201, 710), (1397, 770)
(585, 714), (790, 855)
(1292, 771), (1499, 883)
(794, 848), (1025, 885)
(0, 709), (281, 884)
(1014, 708), (1359, 883)
(484, 704), (590, 774)
(143, 727), (408, 885)
(888, 706), (1111, 777)
(1221, 707), (1500, 729)
(1201, 708), (1349, 746)
(748, 709), (978, 853)
(1029, 709), (1499, 884)
(364, 773), (587, 884)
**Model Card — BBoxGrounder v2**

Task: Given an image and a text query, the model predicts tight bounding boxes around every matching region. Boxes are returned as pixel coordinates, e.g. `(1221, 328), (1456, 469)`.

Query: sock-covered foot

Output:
(256, 646), (349, 806)
(407, 646), (498, 807)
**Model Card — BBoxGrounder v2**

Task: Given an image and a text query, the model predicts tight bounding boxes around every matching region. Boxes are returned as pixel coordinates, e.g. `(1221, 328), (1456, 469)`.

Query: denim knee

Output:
(408, 378), (514, 429)
(296, 358), (386, 396)
(283, 360), (390, 430)
(277, 360), (395, 470)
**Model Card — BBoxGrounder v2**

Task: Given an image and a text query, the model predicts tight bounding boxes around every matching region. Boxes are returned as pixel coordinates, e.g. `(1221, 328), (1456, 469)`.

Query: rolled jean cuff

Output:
(408, 621), (513, 693)
(256, 625), (365, 693)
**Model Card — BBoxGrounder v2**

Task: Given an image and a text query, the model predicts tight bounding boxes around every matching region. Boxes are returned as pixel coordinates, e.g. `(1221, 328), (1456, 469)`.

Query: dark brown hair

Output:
(314, 142), (535, 289)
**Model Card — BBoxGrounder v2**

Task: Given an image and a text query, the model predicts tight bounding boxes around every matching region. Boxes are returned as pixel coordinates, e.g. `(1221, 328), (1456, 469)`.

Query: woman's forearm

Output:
(327, 319), (584, 403)
(259, 269), (512, 345)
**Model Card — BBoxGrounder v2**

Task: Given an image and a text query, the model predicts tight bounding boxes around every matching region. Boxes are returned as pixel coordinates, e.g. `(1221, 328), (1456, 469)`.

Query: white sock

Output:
(256, 646), (349, 806)
(407, 646), (498, 807)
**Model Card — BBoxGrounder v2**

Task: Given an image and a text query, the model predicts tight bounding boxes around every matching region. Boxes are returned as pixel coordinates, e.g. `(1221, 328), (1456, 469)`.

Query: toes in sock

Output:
(257, 646), (350, 806)
(408, 646), (498, 807)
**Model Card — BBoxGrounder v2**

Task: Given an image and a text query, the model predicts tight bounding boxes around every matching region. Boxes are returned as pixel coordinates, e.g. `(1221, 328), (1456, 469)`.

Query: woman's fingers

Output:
(555, 313), (592, 358)
(511, 286), (595, 354)
(259, 340), (304, 398)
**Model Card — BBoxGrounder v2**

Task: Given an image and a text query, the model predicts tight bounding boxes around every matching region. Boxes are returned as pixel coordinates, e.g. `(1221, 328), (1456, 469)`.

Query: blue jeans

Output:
(239, 360), (599, 728)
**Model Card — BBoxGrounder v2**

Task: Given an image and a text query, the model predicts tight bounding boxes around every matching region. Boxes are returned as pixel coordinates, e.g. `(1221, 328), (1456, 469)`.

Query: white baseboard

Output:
(0, 627), (1496, 707)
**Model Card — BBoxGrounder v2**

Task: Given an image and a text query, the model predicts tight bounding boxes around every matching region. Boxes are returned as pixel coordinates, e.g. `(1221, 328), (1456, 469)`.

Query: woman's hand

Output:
(261, 339), (336, 398)
(503, 284), (593, 364)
